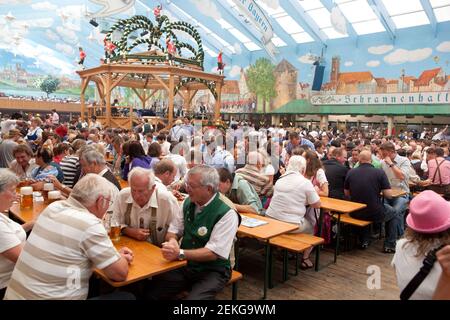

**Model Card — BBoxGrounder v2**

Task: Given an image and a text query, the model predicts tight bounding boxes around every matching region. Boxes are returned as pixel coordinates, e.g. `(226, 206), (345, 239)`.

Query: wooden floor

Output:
(218, 239), (400, 300)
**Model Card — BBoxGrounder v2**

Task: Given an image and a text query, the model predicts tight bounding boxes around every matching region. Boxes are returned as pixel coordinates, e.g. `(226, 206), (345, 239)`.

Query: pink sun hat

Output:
(406, 190), (450, 233)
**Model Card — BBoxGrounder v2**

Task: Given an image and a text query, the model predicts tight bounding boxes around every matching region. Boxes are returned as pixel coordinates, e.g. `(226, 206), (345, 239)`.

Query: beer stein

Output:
(20, 186), (33, 209)
(47, 190), (61, 204)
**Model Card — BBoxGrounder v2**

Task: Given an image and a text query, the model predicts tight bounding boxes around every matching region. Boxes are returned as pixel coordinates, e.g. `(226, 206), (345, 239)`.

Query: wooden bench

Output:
(332, 213), (373, 251)
(228, 270), (243, 300)
(269, 234), (323, 284)
(332, 213), (372, 227)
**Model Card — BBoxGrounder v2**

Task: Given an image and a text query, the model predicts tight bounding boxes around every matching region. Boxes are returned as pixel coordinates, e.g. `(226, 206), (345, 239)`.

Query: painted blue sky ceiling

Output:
(0, 0), (449, 81)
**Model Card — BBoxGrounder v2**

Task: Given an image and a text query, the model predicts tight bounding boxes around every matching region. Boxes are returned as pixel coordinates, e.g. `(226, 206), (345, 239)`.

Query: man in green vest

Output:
(146, 165), (240, 300)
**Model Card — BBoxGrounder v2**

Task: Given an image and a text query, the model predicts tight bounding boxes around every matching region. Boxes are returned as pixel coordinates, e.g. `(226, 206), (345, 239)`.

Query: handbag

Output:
(427, 159), (450, 199)
(400, 244), (445, 300)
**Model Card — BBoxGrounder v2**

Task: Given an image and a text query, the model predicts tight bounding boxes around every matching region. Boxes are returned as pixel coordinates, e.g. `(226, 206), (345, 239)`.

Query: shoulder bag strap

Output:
(400, 244), (444, 300)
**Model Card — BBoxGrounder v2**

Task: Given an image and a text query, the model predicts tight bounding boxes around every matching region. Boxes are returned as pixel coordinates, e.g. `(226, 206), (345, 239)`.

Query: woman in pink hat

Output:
(392, 190), (450, 299)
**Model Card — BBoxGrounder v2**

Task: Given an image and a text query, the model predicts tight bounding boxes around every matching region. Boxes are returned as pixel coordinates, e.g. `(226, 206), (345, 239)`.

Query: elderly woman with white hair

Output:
(266, 155), (321, 269)
(0, 169), (34, 299)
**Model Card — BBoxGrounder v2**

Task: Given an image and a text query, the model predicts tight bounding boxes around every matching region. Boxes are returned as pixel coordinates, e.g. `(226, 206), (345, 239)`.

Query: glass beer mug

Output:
(20, 186), (33, 209)
(43, 183), (54, 204)
(47, 190), (61, 204)
(109, 216), (121, 242)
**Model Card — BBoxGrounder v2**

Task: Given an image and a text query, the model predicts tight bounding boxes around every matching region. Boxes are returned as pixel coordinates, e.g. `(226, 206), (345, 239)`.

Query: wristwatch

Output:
(178, 249), (185, 261)
(389, 163), (394, 168)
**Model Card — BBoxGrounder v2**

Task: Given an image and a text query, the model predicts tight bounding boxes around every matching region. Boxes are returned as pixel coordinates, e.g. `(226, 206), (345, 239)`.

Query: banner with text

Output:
(231, 0), (277, 59)
(311, 92), (450, 105)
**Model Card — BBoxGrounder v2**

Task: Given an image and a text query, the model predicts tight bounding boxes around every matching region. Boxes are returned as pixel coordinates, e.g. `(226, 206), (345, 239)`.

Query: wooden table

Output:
(318, 197), (367, 269)
(237, 213), (298, 299)
(9, 202), (46, 224)
(94, 236), (186, 287)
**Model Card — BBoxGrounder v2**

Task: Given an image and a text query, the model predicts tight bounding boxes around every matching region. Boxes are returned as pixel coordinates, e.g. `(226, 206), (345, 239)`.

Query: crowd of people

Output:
(3, 94), (80, 104)
(220, 100), (256, 113)
(0, 111), (449, 300)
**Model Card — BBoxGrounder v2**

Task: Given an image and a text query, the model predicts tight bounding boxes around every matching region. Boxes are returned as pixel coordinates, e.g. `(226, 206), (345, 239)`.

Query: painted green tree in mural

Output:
(40, 76), (60, 98)
(246, 58), (276, 113)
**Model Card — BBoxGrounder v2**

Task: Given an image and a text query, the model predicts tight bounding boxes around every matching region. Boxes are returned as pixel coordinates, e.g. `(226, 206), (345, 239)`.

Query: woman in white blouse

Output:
(0, 169), (34, 299)
(266, 156), (321, 269)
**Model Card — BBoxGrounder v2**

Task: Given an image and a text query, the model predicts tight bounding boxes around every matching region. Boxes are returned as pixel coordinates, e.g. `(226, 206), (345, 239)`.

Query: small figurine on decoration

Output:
(217, 50), (225, 75)
(154, 4), (162, 20)
(104, 38), (117, 63)
(78, 47), (86, 69)
(165, 37), (176, 66)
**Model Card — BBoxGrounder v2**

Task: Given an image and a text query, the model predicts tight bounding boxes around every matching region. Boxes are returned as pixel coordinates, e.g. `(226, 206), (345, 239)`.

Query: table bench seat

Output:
(333, 213), (372, 227)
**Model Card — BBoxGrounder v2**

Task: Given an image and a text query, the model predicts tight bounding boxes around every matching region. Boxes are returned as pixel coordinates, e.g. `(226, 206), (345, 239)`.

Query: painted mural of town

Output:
(221, 56), (450, 113)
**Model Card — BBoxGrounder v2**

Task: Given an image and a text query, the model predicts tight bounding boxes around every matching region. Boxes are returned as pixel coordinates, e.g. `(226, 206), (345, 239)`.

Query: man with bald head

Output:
(112, 167), (180, 246)
(344, 150), (402, 253)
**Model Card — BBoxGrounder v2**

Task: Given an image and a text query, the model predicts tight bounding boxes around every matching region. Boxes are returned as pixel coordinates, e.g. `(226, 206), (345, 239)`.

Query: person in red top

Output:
(217, 50), (225, 75)
(78, 47), (86, 69)
(104, 38), (117, 62)
(166, 37), (176, 66)
(154, 4), (162, 19)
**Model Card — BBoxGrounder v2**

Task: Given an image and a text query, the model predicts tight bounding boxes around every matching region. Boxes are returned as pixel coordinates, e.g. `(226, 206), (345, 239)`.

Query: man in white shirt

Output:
(379, 142), (411, 233)
(169, 119), (184, 143)
(165, 142), (188, 182)
(1, 118), (22, 136)
(51, 109), (59, 126)
(146, 165), (239, 300)
(153, 159), (177, 192)
(9, 144), (38, 179)
(5, 174), (133, 300)
(157, 133), (171, 156)
(112, 167), (180, 247)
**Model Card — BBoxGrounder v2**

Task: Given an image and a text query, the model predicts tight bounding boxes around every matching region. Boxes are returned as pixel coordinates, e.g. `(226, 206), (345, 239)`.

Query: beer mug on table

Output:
(47, 190), (61, 204)
(43, 183), (54, 204)
(20, 186), (33, 209)
(109, 216), (121, 242)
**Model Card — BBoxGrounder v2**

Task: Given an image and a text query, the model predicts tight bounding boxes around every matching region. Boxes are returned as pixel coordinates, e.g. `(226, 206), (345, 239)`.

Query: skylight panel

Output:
(275, 15), (305, 34)
(228, 28), (251, 43)
(321, 27), (348, 39)
(291, 32), (314, 43)
(352, 20), (385, 35)
(243, 42), (261, 51)
(338, 0), (378, 23)
(299, 0), (324, 11)
(307, 8), (332, 28)
(217, 18), (233, 29)
(255, 0), (285, 16)
(210, 33), (233, 48)
(430, 0), (450, 7)
(271, 36), (287, 47)
(434, 5), (450, 21)
(203, 44), (217, 57)
(391, 11), (430, 28)
(381, 0), (424, 15)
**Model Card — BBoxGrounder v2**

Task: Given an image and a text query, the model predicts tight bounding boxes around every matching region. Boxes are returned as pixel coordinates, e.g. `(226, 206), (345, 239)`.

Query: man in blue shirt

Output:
(285, 132), (315, 155)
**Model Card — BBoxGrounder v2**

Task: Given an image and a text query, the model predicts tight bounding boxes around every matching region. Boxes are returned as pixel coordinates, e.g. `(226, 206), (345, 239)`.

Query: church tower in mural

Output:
(330, 56), (340, 83)
(272, 59), (298, 111)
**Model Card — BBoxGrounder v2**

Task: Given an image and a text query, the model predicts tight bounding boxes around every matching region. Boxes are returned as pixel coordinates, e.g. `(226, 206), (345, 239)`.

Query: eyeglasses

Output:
(184, 182), (203, 190)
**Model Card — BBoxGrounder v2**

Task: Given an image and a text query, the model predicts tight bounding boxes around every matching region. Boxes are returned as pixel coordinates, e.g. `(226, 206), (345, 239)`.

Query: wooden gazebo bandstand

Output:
(76, 63), (224, 129)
